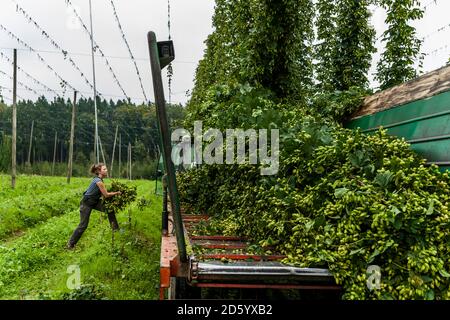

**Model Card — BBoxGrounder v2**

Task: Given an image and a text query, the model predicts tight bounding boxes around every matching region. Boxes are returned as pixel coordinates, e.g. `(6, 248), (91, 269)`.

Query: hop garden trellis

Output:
(0, 0), (182, 184)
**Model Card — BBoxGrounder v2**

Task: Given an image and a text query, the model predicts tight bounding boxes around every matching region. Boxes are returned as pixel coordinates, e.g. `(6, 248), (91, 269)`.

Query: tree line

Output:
(0, 96), (185, 178)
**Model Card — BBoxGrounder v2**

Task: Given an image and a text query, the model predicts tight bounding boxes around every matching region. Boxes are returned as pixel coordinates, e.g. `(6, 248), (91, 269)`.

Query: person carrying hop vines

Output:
(67, 163), (121, 249)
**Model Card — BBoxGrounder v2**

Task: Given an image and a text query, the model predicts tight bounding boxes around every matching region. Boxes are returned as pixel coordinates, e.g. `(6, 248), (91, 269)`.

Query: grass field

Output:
(0, 174), (162, 300)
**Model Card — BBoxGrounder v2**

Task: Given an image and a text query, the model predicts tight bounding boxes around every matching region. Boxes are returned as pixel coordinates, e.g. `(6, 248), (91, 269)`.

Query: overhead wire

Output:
(109, 0), (148, 102)
(11, 0), (100, 98)
(424, 44), (449, 56)
(420, 22), (450, 41)
(0, 84), (151, 102)
(0, 69), (39, 95)
(0, 23), (84, 98)
(0, 51), (60, 97)
(423, 0), (440, 11)
(0, 47), (197, 64)
(0, 85), (25, 100)
(65, 0), (130, 101)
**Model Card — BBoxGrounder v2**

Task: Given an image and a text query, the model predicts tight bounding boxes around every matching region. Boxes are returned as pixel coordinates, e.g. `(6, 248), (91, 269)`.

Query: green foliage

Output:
(0, 97), (184, 175)
(129, 158), (159, 180)
(376, 0), (424, 90)
(179, 128), (450, 300)
(103, 180), (137, 215)
(0, 175), (86, 239)
(177, 0), (444, 301)
(0, 133), (11, 172)
(186, 83), (283, 131)
(136, 197), (151, 211)
(0, 177), (161, 300)
(61, 284), (107, 300)
(310, 87), (369, 123)
(314, 0), (337, 92)
(332, 0), (376, 91)
(187, 0), (315, 115)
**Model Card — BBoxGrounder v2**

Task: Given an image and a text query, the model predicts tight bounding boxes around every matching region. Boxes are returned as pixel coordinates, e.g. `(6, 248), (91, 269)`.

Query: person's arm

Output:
(96, 181), (121, 198)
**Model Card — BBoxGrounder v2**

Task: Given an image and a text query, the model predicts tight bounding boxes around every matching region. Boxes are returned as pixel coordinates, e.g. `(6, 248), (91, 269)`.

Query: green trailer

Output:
(346, 65), (450, 172)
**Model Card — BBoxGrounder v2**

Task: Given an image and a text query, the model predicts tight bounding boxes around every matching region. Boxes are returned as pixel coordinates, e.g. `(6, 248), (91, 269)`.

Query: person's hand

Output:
(116, 191), (122, 196)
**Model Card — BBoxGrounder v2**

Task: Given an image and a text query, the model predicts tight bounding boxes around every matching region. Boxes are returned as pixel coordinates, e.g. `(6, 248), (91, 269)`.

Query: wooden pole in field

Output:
(129, 142), (132, 180)
(67, 91), (77, 184)
(52, 131), (57, 176)
(11, 49), (17, 189)
(126, 143), (130, 180)
(118, 134), (121, 178)
(98, 135), (106, 165)
(110, 125), (118, 178)
(27, 120), (34, 167)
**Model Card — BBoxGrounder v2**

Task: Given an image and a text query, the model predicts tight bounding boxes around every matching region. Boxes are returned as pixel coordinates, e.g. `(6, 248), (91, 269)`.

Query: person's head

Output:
(90, 163), (108, 178)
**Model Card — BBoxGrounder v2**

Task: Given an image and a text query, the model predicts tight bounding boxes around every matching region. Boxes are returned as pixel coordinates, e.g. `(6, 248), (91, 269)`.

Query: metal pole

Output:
(89, 0), (99, 163)
(67, 91), (77, 184)
(11, 49), (17, 189)
(147, 31), (186, 263)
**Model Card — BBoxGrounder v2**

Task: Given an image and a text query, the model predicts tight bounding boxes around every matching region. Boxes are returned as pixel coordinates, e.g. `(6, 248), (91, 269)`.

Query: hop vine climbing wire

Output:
(0, 51), (61, 98)
(109, 0), (148, 102)
(423, 0), (441, 11)
(65, 0), (130, 102)
(11, 0), (102, 99)
(421, 22), (450, 41)
(0, 85), (25, 100)
(0, 69), (39, 96)
(0, 24), (85, 98)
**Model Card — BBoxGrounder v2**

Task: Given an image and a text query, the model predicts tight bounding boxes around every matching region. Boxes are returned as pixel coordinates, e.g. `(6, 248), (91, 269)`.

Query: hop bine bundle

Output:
(103, 181), (137, 215)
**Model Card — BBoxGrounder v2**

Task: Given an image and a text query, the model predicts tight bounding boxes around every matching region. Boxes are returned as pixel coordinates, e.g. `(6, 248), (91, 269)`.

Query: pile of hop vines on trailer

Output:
(103, 180), (137, 215)
(177, 87), (450, 299)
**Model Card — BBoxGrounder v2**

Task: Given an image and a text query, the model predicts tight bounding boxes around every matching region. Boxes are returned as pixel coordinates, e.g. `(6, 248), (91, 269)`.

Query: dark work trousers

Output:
(68, 198), (119, 247)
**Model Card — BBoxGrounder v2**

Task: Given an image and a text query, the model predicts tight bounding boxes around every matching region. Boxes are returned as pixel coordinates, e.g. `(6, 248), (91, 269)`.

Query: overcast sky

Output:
(0, 0), (449, 106)
(0, 0), (215, 105)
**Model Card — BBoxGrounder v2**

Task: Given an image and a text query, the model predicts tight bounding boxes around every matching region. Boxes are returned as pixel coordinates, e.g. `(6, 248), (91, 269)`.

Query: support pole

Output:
(110, 125), (118, 178)
(99, 135), (106, 165)
(129, 142), (132, 180)
(127, 143), (130, 180)
(67, 91), (77, 184)
(27, 120), (34, 167)
(126, 143), (128, 180)
(118, 134), (121, 178)
(11, 49), (17, 189)
(52, 131), (57, 176)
